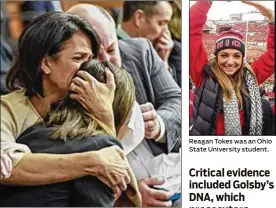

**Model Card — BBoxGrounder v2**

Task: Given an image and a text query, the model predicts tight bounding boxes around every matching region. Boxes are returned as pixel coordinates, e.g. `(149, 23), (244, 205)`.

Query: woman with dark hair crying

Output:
(1, 11), (132, 203)
(0, 59), (142, 206)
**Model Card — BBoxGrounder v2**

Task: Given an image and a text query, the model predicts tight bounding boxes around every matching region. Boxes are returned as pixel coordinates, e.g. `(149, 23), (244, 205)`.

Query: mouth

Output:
(225, 66), (235, 70)
(224, 65), (238, 70)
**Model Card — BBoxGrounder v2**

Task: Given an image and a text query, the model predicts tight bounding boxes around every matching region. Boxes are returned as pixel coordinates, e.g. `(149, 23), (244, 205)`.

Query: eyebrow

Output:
(73, 52), (93, 57)
(220, 52), (241, 55)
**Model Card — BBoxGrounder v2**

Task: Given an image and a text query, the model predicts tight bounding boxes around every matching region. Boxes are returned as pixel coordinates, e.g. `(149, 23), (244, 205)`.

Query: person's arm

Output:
(251, 23), (274, 84)
(3, 146), (130, 189)
(1, 99), (129, 191)
(189, 1), (211, 87)
(242, 1), (274, 84)
(4, 152), (91, 185)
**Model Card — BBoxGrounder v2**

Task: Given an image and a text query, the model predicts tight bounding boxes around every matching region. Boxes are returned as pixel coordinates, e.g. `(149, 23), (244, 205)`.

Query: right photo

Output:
(189, 0), (275, 136)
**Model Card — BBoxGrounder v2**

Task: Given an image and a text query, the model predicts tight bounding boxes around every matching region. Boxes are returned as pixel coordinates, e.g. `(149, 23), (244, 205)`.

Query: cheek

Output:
(237, 59), (243, 66)
(57, 63), (80, 88)
(217, 58), (225, 67)
(152, 25), (162, 37)
(144, 25), (160, 40)
(110, 54), (121, 66)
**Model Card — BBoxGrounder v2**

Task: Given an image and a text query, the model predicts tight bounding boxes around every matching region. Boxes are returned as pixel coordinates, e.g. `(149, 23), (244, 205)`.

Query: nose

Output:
(227, 56), (235, 66)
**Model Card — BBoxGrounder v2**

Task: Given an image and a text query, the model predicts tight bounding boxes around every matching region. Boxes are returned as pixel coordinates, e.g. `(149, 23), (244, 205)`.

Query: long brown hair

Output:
(46, 60), (135, 140)
(210, 58), (256, 103)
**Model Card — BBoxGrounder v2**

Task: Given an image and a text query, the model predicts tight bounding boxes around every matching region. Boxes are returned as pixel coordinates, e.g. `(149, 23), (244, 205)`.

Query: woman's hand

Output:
(88, 146), (131, 196)
(242, 1), (274, 22)
(70, 69), (116, 134)
(1, 150), (13, 181)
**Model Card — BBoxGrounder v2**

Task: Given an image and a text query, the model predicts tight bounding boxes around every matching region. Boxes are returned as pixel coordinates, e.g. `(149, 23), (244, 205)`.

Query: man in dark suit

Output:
(118, 1), (181, 87)
(67, 4), (181, 207)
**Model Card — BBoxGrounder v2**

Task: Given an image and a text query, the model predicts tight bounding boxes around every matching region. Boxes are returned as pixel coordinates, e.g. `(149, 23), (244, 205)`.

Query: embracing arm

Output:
(1, 100), (89, 185)
(4, 152), (92, 185)
(3, 145), (129, 189)
(1, 99), (129, 190)
(1, 118), (119, 186)
(189, 1), (211, 87)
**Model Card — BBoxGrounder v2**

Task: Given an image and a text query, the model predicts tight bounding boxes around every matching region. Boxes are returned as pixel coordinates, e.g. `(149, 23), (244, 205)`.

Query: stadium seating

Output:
(202, 20), (274, 86)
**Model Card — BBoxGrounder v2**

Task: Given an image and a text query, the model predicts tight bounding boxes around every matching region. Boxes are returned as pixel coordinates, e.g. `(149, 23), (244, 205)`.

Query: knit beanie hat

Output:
(214, 26), (245, 56)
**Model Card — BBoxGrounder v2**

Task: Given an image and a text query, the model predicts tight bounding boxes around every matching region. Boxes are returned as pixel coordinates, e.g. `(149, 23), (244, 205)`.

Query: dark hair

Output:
(6, 11), (101, 97)
(122, 1), (158, 22)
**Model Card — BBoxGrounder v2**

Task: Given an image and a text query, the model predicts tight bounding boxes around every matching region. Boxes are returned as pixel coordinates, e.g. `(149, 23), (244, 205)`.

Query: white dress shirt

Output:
(122, 101), (181, 192)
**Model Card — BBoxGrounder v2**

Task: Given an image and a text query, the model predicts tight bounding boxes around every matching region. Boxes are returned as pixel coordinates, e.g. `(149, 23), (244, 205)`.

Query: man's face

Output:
(67, 7), (122, 66)
(139, 1), (173, 43)
(96, 26), (122, 67)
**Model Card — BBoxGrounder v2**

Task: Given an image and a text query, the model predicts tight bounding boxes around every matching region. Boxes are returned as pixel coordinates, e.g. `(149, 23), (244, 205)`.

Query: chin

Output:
(222, 68), (239, 76)
(224, 71), (236, 76)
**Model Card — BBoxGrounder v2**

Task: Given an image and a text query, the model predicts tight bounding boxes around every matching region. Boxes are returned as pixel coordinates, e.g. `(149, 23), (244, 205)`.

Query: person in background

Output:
(67, 4), (181, 207)
(190, 1), (274, 135)
(118, 1), (176, 80)
(0, 36), (13, 95)
(20, 1), (60, 27)
(1, 4), (13, 95)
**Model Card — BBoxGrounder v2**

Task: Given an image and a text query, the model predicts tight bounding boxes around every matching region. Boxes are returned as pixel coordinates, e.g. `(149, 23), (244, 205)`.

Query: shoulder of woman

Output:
(1, 89), (34, 118)
(1, 89), (42, 138)
(1, 89), (27, 104)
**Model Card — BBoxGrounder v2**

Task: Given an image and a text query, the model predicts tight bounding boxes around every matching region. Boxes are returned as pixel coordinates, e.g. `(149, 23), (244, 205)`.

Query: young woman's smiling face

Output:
(217, 49), (243, 76)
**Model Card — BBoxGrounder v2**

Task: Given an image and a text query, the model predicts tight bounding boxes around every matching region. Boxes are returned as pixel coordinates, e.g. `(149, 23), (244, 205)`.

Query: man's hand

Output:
(70, 69), (116, 134)
(242, 1), (274, 22)
(138, 177), (174, 207)
(154, 29), (174, 69)
(140, 103), (161, 139)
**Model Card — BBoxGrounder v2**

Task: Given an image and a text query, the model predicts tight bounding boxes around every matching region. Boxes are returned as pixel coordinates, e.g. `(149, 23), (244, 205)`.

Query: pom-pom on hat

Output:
(214, 26), (245, 56)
